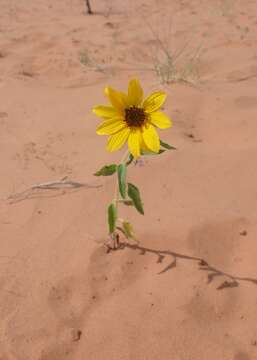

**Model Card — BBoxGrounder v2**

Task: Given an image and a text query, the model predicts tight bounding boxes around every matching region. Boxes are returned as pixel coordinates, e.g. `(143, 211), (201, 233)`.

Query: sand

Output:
(0, 0), (257, 359)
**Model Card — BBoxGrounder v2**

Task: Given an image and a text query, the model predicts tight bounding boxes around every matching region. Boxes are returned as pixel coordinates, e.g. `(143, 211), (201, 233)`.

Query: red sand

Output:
(0, 0), (257, 359)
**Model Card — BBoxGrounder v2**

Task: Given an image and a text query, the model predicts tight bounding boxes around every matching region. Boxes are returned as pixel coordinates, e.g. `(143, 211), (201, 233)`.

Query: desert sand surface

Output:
(0, 0), (257, 359)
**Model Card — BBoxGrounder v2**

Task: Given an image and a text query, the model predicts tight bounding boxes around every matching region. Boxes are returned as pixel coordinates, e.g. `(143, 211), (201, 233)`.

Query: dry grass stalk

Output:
(4, 176), (101, 204)
(146, 20), (203, 85)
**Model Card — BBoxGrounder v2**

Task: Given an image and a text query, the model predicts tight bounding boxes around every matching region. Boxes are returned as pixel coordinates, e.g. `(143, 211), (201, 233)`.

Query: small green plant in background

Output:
(154, 46), (202, 85)
(92, 79), (175, 249)
(146, 21), (203, 85)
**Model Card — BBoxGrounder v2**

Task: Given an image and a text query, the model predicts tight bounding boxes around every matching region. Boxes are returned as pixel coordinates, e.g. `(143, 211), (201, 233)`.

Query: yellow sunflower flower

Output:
(93, 79), (172, 158)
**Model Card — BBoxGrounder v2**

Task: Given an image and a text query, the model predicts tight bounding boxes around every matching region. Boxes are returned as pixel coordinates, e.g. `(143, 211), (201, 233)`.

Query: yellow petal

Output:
(107, 127), (130, 152)
(142, 124), (160, 153)
(128, 129), (141, 158)
(149, 111), (172, 129)
(143, 91), (167, 113)
(140, 135), (151, 152)
(96, 118), (126, 135)
(93, 105), (119, 119)
(104, 87), (127, 112)
(127, 79), (143, 107)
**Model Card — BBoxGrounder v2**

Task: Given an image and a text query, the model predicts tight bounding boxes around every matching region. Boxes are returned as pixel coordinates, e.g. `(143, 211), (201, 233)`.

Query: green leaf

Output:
(117, 164), (127, 199)
(94, 164), (117, 176)
(160, 140), (176, 150)
(108, 203), (117, 233)
(127, 183), (144, 215)
(122, 221), (135, 239)
(126, 153), (134, 166)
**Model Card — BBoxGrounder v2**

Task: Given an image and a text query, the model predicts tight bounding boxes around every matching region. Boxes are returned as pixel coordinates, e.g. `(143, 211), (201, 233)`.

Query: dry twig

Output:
(85, 0), (93, 14)
(4, 176), (101, 204)
(106, 241), (257, 290)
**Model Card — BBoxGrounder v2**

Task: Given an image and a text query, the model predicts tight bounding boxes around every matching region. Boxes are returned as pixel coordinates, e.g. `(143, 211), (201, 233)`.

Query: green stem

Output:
(114, 150), (130, 214)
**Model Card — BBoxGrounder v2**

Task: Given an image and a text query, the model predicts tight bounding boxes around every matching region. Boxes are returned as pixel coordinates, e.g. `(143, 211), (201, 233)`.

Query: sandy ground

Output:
(0, 0), (257, 359)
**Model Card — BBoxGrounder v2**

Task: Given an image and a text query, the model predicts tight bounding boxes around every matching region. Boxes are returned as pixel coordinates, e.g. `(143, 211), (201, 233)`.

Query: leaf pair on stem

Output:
(107, 160), (144, 239)
(94, 139), (176, 241)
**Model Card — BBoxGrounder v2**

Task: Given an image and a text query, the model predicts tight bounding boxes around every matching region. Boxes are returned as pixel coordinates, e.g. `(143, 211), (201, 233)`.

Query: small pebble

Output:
(186, 133), (195, 138)
(105, 22), (115, 29)
(71, 329), (82, 342)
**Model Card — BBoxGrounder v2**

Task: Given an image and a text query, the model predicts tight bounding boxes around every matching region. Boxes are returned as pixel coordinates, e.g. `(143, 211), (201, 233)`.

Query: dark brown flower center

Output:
(125, 106), (146, 128)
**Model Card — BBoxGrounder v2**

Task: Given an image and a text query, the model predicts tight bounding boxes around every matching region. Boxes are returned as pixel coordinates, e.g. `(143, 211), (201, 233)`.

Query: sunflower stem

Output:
(114, 150), (130, 219)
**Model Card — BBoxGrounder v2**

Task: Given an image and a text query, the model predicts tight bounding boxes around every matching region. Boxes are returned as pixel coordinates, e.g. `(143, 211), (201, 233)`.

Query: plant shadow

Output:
(107, 241), (257, 290)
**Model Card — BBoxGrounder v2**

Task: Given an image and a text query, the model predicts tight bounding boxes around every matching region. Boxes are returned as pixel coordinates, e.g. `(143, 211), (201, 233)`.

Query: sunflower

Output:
(93, 79), (172, 158)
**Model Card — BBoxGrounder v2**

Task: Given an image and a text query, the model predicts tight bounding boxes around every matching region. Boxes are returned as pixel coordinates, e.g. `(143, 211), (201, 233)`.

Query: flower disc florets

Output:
(125, 106), (146, 128)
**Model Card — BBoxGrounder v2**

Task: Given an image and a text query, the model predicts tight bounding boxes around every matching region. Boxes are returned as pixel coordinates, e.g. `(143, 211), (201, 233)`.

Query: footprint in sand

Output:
(234, 351), (251, 360)
(47, 246), (148, 324)
(187, 218), (247, 267)
(0, 112), (8, 118)
(234, 96), (257, 109)
(0, 353), (10, 360)
(180, 219), (253, 355)
(42, 246), (148, 359)
(185, 219), (250, 321)
(1, 242), (148, 360)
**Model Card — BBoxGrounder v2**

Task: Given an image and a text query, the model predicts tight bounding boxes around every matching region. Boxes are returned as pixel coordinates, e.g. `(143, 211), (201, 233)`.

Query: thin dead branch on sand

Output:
(105, 241), (257, 290)
(3, 176), (102, 204)
(85, 0), (93, 14)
